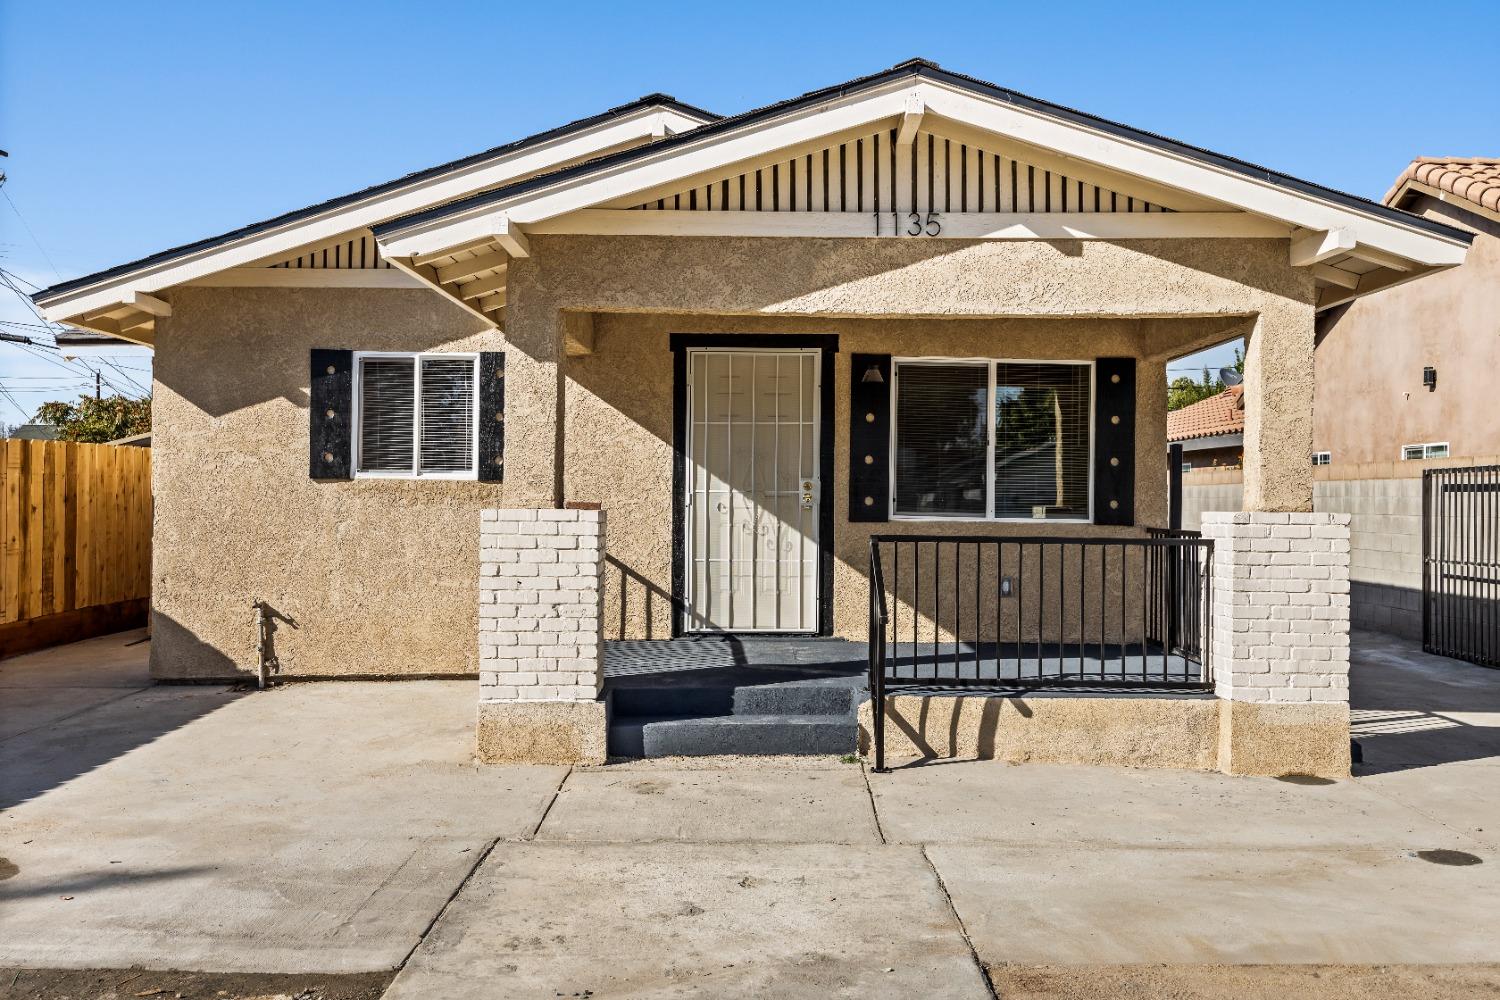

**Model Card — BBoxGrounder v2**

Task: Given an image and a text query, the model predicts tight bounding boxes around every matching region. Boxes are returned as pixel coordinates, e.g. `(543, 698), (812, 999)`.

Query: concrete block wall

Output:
(1201, 512), (1351, 705)
(479, 509), (605, 703)
(1181, 473), (1422, 640)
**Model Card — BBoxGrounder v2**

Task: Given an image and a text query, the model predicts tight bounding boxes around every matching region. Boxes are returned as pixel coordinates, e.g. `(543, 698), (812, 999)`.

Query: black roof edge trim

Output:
(34, 94), (720, 305)
(375, 58), (1473, 247)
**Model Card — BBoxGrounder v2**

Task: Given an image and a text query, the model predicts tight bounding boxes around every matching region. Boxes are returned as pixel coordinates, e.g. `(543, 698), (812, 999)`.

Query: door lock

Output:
(801, 480), (815, 510)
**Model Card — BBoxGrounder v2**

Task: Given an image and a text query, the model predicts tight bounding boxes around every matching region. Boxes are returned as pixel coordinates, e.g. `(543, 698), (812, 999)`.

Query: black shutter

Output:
(309, 349), (352, 480)
(849, 353), (891, 522)
(1092, 357), (1135, 526)
(478, 351), (505, 482)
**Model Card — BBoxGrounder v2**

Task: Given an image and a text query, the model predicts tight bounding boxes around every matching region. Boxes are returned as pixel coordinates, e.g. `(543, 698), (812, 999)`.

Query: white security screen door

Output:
(685, 349), (820, 632)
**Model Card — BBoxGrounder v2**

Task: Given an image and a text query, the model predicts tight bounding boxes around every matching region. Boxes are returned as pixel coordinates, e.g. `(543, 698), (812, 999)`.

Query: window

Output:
(1311, 452), (1331, 466)
(1402, 442), (1449, 461)
(892, 359), (1092, 520)
(354, 352), (478, 478)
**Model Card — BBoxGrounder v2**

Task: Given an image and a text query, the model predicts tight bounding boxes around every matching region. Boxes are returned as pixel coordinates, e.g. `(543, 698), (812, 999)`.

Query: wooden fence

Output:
(1, 439), (152, 656)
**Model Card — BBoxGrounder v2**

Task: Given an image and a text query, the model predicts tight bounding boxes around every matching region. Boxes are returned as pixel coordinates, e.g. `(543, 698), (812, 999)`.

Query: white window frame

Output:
(351, 351), (481, 480)
(888, 356), (1094, 523)
(1312, 451), (1331, 466)
(1401, 441), (1449, 461)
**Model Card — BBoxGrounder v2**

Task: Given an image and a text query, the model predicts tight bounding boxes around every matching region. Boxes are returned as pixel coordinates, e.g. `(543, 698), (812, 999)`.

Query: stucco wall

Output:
(567, 311), (1168, 640)
(151, 287), (498, 679)
(1315, 199), (1499, 465)
(149, 234), (1316, 678)
(534, 235), (1313, 640)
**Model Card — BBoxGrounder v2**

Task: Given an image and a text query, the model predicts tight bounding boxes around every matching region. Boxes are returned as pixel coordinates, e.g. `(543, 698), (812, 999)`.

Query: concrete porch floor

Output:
(2, 629), (1498, 997)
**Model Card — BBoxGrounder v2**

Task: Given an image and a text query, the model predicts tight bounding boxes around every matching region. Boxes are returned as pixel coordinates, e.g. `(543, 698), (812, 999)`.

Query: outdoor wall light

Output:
(861, 364), (885, 384)
(1424, 366), (1437, 392)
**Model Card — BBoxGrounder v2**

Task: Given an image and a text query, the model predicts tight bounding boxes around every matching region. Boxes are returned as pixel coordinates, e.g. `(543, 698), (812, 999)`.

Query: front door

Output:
(685, 349), (821, 632)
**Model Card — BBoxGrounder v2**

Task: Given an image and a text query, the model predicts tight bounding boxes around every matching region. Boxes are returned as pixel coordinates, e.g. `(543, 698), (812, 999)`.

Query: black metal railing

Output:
(867, 532), (1214, 772)
(1424, 465), (1500, 668)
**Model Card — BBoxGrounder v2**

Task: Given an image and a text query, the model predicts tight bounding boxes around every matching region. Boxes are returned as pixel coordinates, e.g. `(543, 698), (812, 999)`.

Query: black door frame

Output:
(670, 333), (838, 638)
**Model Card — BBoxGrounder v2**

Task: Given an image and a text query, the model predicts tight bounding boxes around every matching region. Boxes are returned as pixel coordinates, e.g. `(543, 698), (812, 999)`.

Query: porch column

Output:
(1240, 303), (1315, 513)
(1202, 510), (1351, 778)
(501, 258), (564, 507)
(475, 508), (607, 764)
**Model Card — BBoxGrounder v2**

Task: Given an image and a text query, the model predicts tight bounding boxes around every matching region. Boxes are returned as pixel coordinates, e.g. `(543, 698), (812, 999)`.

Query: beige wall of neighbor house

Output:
(149, 234), (1315, 679)
(150, 286), (498, 680)
(1315, 195), (1500, 466)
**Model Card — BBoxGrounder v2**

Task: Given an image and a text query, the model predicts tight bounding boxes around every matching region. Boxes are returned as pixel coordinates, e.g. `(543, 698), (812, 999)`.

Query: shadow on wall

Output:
(878, 695), (1013, 764)
(148, 611), (250, 681)
(159, 287), (490, 419)
(607, 555), (679, 640)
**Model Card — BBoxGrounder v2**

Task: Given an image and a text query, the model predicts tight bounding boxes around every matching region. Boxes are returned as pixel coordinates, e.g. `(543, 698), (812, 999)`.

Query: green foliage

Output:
(1168, 348), (1243, 411)
(34, 394), (151, 444)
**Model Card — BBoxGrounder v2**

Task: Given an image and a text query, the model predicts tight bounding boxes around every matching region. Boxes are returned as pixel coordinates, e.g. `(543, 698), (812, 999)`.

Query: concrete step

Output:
(733, 682), (860, 716)
(608, 713), (858, 758)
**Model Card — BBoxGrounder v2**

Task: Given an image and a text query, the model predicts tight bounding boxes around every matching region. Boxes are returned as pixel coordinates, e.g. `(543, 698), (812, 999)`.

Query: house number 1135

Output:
(875, 211), (942, 236)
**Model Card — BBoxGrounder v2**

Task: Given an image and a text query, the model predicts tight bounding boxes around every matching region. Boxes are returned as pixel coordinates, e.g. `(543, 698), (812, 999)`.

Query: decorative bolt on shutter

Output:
(478, 352), (505, 482)
(309, 349), (353, 480)
(849, 353), (891, 522)
(1092, 357), (1136, 526)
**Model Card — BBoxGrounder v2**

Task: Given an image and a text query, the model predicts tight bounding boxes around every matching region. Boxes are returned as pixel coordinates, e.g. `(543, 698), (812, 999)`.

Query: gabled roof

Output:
(35, 59), (1477, 335)
(1385, 157), (1500, 218)
(32, 93), (719, 331)
(1168, 386), (1244, 443)
(376, 58), (1473, 245)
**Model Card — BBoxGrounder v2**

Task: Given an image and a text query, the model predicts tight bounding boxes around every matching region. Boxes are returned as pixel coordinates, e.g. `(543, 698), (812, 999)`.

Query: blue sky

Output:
(2, 0), (1497, 420)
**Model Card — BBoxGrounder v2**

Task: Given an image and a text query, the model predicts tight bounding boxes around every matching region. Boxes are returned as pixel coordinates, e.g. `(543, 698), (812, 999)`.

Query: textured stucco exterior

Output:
(857, 694), (1221, 770)
(856, 695), (1348, 777)
(150, 287), (498, 680)
(150, 234), (1318, 679)
(1315, 196), (1500, 465)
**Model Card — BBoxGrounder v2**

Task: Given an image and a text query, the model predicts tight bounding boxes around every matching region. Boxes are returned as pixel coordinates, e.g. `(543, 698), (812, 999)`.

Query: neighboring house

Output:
(1315, 158), (1500, 465)
(32, 60), (1472, 776)
(8, 422), (60, 441)
(1167, 386), (1243, 469)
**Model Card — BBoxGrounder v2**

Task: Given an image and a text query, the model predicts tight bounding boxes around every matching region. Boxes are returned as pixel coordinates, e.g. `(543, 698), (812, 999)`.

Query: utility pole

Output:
(95, 370), (101, 399)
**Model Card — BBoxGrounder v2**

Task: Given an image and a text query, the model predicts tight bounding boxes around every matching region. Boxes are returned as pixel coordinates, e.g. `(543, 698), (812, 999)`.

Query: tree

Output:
(35, 394), (151, 444)
(1168, 348), (1243, 411)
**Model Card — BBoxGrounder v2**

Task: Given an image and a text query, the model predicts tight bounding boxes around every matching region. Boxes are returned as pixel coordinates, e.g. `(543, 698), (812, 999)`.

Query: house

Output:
(33, 60), (1472, 776)
(1315, 158), (1499, 465)
(1167, 386), (1244, 470)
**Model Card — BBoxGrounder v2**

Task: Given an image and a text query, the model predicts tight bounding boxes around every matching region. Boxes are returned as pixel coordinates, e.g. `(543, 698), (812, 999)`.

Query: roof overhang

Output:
(33, 96), (718, 337)
(372, 63), (1472, 322)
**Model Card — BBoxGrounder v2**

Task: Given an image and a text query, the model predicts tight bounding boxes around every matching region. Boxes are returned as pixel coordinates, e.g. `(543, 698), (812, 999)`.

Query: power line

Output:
(0, 182), (63, 283)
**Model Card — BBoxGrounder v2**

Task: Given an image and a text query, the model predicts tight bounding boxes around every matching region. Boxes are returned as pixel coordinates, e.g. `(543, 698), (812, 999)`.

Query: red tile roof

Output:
(1167, 386), (1243, 442)
(1385, 158), (1500, 215)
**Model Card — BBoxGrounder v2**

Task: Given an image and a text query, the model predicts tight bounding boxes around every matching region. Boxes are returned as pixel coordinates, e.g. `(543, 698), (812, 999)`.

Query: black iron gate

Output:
(1423, 465), (1500, 668)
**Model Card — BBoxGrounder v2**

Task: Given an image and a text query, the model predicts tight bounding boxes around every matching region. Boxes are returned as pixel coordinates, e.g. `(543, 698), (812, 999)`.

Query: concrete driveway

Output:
(2, 628), (1499, 998)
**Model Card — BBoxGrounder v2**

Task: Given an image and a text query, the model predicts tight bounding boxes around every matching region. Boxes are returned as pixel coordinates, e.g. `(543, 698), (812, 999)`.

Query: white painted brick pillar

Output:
(476, 509), (607, 764)
(1201, 511), (1352, 777)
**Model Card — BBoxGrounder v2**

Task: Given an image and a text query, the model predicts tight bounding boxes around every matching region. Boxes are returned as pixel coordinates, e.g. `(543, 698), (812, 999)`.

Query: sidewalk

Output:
(2, 630), (1498, 998)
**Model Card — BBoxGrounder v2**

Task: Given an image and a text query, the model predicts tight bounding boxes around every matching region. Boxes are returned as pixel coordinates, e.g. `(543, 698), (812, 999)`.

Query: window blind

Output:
(357, 357), (416, 474)
(893, 362), (989, 517)
(993, 362), (1091, 520)
(419, 357), (476, 473)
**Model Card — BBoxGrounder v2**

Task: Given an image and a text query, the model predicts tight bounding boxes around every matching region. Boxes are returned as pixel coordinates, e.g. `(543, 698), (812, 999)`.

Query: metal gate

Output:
(684, 349), (820, 632)
(1423, 464), (1500, 667)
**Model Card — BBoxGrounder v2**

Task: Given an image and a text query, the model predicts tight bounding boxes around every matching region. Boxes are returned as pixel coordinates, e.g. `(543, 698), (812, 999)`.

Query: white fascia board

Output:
(377, 77), (1467, 269)
(529, 209), (1289, 240)
(375, 81), (916, 251)
(38, 105), (707, 322)
(914, 82), (1469, 266)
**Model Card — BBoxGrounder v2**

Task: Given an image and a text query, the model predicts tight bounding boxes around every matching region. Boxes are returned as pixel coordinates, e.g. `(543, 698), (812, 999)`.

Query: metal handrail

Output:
(865, 531), (1214, 773)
